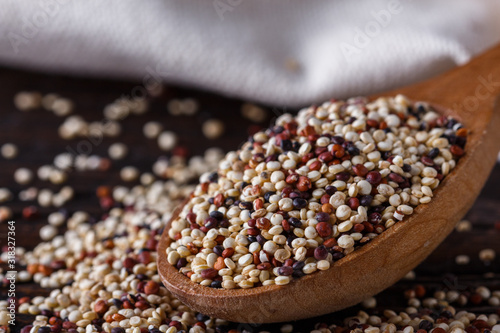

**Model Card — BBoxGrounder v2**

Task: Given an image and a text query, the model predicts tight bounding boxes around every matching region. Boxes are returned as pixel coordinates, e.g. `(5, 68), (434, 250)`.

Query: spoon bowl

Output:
(158, 44), (500, 323)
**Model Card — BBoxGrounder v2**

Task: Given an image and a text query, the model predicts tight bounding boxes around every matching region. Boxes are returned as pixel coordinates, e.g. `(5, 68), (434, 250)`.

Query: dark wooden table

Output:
(0, 66), (499, 332)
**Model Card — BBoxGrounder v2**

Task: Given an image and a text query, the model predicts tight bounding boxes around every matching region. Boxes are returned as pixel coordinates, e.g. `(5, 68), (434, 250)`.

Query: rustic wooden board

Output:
(0, 67), (498, 332)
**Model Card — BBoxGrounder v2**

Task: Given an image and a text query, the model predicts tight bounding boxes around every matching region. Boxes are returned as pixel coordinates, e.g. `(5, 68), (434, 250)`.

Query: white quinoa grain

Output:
(108, 142), (128, 160)
(41, 93), (59, 110)
(0, 188), (13, 203)
(18, 187), (38, 202)
(14, 167), (34, 185)
(280, 324), (294, 333)
(338, 235), (355, 249)
(202, 119), (225, 139)
(48, 212), (66, 227)
(479, 248), (496, 262)
(455, 220), (472, 232)
(49, 169), (67, 185)
(317, 260), (330, 271)
(362, 297), (377, 308)
(51, 98), (74, 116)
(303, 263), (317, 274)
(38, 189), (53, 207)
(143, 121), (163, 139)
(120, 166), (139, 182)
(158, 131), (178, 151)
(336, 205), (351, 220)
(103, 121), (121, 137)
(1, 143), (18, 159)
(181, 98), (199, 115)
(398, 205), (414, 215)
(275, 276), (291, 285)
(455, 255), (470, 265)
(14, 91), (42, 111)
(166, 99), (183, 116)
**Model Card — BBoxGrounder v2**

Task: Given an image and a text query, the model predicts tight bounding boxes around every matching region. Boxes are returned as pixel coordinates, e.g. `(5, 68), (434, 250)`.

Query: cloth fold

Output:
(1, 0), (500, 107)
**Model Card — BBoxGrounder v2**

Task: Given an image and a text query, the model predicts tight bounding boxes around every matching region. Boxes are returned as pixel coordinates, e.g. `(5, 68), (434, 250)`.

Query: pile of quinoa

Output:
(166, 95), (468, 289)
(1, 90), (498, 333)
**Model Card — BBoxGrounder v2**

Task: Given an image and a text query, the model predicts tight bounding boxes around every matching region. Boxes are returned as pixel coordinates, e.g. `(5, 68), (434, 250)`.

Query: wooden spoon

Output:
(158, 43), (500, 323)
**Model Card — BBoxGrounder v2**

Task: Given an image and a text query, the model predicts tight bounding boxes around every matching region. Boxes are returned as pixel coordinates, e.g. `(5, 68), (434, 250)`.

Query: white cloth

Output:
(1, 0), (500, 107)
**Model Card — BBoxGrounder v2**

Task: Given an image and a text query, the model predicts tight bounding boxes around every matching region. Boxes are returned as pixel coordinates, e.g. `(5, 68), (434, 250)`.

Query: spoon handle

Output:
(391, 43), (500, 121)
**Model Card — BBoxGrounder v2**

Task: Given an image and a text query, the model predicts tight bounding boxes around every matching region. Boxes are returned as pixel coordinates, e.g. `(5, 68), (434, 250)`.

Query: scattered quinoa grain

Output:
(51, 97), (74, 116)
(202, 119), (225, 139)
(48, 169), (67, 185)
(455, 255), (470, 265)
(479, 248), (496, 262)
(241, 103), (267, 123)
(182, 98), (199, 115)
(167, 99), (183, 115)
(362, 297), (377, 309)
(456, 220), (472, 232)
(14, 167), (34, 185)
(167, 98), (199, 116)
(158, 131), (178, 151)
(108, 142), (128, 160)
(0, 188), (13, 202)
(39, 225), (58, 241)
(14, 91), (42, 110)
(41, 93), (59, 110)
(120, 166), (139, 182)
(143, 121), (163, 139)
(47, 212), (65, 227)
(1, 143), (18, 159)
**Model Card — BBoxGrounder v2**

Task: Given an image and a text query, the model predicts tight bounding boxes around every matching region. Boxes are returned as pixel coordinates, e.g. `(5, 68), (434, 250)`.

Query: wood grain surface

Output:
(0, 65), (499, 332)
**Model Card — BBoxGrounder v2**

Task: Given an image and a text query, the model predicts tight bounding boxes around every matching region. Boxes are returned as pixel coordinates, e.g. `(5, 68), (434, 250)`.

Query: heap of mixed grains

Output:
(166, 95), (468, 289)
(1, 89), (498, 333)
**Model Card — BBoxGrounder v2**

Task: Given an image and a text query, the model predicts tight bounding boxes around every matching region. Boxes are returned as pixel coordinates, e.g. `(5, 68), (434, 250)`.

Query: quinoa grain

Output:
(202, 119), (225, 139)
(1, 143), (18, 159)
